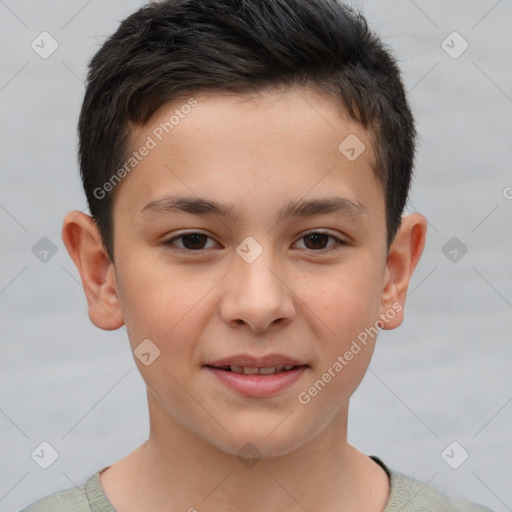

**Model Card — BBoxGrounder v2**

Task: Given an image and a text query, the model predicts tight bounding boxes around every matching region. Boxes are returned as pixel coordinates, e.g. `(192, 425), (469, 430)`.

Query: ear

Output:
(379, 212), (427, 329)
(61, 210), (124, 330)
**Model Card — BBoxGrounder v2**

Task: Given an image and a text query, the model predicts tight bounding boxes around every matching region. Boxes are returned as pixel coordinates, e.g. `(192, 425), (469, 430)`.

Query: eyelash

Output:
(163, 231), (347, 254)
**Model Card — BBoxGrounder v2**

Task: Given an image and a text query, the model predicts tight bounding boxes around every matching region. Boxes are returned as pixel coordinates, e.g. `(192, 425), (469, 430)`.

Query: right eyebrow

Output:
(140, 194), (240, 221)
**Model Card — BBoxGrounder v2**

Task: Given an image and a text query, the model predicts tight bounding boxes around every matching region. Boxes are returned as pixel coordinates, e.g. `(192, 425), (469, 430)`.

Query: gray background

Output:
(1, 0), (511, 511)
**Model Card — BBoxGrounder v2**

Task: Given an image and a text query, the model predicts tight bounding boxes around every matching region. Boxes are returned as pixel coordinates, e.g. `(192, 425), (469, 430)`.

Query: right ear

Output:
(61, 210), (124, 330)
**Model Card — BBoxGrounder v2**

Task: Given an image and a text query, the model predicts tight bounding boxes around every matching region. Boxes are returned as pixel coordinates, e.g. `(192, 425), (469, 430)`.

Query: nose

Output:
(219, 247), (296, 333)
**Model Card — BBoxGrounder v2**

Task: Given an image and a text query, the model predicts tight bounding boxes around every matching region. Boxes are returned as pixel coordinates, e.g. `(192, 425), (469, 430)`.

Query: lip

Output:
(205, 354), (308, 368)
(205, 365), (308, 397)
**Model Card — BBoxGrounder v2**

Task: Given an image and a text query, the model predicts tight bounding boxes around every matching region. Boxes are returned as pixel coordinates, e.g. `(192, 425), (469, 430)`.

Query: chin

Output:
(202, 421), (315, 462)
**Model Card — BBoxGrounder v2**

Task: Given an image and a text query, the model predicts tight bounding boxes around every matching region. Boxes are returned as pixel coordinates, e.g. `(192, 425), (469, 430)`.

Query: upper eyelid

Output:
(166, 230), (217, 243)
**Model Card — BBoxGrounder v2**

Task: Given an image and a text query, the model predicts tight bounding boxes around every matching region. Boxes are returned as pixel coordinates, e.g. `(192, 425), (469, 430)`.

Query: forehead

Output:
(113, 86), (383, 227)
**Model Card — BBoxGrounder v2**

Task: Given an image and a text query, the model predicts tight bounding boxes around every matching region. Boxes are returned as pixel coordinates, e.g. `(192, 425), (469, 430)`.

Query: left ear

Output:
(379, 212), (428, 329)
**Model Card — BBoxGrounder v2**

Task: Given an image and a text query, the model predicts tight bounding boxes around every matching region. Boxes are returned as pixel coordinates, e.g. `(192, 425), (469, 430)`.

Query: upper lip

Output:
(205, 354), (308, 368)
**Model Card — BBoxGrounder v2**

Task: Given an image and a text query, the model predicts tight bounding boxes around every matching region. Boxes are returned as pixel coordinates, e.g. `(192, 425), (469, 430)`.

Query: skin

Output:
(62, 85), (427, 512)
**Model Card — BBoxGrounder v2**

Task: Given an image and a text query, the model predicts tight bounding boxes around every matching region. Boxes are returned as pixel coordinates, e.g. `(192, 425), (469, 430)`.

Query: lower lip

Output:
(205, 366), (308, 397)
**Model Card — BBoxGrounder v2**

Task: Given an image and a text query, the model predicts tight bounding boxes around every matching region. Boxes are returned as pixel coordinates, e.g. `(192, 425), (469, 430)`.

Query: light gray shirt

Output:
(20, 457), (495, 511)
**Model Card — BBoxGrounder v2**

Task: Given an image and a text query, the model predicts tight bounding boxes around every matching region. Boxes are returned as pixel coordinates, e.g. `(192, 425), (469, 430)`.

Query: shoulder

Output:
(19, 485), (91, 512)
(385, 469), (495, 512)
(19, 467), (114, 512)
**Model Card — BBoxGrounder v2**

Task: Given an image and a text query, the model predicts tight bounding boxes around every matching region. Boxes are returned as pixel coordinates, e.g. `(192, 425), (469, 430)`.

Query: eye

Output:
(164, 232), (218, 252)
(163, 230), (347, 254)
(294, 231), (347, 252)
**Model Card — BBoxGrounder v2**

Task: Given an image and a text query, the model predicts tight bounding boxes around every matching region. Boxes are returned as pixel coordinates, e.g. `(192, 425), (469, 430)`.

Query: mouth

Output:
(203, 357), (310, 397)
(205, 364), (307, 375)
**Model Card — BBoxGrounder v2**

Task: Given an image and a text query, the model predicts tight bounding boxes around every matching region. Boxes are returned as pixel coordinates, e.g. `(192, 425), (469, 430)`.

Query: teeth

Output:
(243, 367), (259, 374)
(227, 365), (297, 375)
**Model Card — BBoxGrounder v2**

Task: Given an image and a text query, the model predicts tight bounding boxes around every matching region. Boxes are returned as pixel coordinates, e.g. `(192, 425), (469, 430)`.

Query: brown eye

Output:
(165, 232), (216, 252)
(295, 231), (346, 252)
(181, 233), (208, 250)
(303, 233), (330, 250)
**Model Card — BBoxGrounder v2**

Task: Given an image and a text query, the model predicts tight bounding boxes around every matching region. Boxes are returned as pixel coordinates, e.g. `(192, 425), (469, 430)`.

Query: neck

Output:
(100, 391), (389, 512)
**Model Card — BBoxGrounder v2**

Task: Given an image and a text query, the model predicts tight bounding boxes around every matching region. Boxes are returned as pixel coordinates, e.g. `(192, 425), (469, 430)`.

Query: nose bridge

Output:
(220, 236), (295, 331)
(235, 235), (282, 299)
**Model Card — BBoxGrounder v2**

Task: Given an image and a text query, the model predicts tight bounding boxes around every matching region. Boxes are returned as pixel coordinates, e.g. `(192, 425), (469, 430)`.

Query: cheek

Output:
(296, 273), (381, 418)
(305, 258), (384, 339)
(114, 254), (195, 345)
(114, 259), (204, 396)
(295, 257), (384, 404)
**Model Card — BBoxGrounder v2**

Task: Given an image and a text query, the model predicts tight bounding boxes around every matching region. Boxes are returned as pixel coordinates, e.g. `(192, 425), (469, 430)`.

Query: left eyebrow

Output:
(278, 196), (368, 222)
(140, 194), (368, 223)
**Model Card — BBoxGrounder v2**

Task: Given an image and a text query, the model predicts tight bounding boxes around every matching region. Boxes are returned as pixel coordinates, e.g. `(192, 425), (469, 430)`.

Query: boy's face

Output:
(65, 86), (425, 458)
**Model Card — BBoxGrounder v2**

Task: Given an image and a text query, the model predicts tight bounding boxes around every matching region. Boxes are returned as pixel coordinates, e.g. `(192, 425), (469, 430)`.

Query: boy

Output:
(21, 0), (494, 510)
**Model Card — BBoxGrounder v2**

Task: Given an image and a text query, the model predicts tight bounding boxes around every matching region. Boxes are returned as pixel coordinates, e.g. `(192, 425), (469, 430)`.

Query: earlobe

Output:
(380, 213), (428, 330)
(61, 210), (124, 330)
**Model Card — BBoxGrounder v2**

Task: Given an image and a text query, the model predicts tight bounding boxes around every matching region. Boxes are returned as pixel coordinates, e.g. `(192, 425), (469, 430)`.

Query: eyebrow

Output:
(140, 194), (368, 223)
